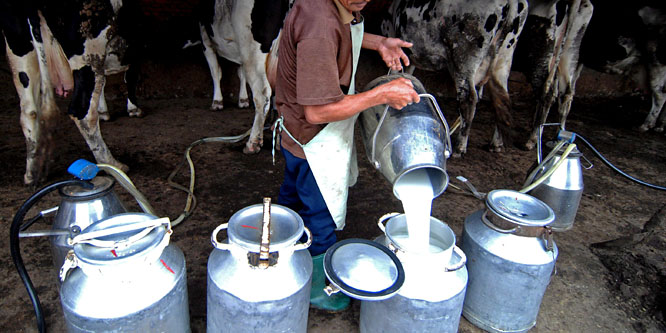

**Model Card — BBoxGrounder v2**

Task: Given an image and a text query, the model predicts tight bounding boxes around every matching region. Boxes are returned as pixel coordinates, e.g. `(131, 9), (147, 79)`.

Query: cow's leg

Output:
(74, 74), (128, 172)
(125, 64), (144, 117)
(237, 66), (250, 108)
(655, 102), (666, 132)
(241, 60), (271, 154)
(553, 0), (592, 134)
(639, 65), (666, 132)
(556, 63), (584, 132)
(200, 25), (225, 111)
(98, 84), (111, 121)
(453, 78), (479, 157)
(8, 48), (53, 185)
(487, 75), (513, 153)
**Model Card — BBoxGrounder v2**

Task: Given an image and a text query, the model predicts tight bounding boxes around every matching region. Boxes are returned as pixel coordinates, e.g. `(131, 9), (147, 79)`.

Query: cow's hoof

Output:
(243, 142), (262, 154)
(211, 100), (224, 111)
(119, 163), (130, 173)
(638, 124), (650, 132)
(654, 126), (664, 133)
(238, 98), (250, 108)
(128, 107), (145, 118)
(489, 146), (505, 153)
(451, 151), (463, 158)
(99, 112), (111, 122)
(524, 140), (536, 151)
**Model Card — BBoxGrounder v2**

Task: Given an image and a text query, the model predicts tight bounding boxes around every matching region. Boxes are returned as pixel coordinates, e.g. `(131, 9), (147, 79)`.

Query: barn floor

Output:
(0, 45), (665, 332)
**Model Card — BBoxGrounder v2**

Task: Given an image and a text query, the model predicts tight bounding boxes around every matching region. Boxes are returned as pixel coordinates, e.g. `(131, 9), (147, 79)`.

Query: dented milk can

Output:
(360, 213), (467, 333)
(59, 213), (190, 332)
(207, 199), (313, 332)
(461, 190), (557, 333)
(359, 73), (452, 198)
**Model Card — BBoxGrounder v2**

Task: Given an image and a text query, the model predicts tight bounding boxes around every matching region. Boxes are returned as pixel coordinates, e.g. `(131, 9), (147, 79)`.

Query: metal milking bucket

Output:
(49, 176), (128, 277)
(59, 213), (190, 332)
(359, 73), (452, 199)
(358, 213), (467, 333)
(525, 130), (586, 231)
(461, 189), (557, 333)
(207, 199), (313, 332)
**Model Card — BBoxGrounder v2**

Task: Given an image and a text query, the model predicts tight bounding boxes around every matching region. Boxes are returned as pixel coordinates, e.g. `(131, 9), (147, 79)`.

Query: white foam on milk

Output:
(394, 168), (434, 253)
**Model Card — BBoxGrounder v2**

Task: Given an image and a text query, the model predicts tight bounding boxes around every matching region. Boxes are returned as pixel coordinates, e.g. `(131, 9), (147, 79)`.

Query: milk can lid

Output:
(486, 189), (555, 227)
(323, 238), (404, 301)
(73, 213), (166, 265)
(59, 176), (115, 198)
(227, 204), (304, 252)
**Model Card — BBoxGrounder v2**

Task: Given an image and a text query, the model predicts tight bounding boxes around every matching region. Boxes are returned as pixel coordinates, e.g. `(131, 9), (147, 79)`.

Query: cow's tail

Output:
(37, 11), (73, 96)
(266, 30), (282, 91)
(486, 75), (514, 145)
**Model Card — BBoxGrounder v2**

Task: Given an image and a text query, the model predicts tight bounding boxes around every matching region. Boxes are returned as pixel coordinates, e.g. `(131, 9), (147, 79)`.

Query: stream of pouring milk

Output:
(394, 168), (434, 253)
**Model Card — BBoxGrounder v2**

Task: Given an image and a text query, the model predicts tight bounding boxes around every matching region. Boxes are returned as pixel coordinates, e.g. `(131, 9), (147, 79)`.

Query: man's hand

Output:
(377, 78), (420, 109)
(378, 37), (413, 71)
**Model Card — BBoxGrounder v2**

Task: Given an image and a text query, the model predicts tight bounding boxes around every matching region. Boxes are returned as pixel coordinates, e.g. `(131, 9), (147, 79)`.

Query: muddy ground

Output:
(1, 42), (665, 332)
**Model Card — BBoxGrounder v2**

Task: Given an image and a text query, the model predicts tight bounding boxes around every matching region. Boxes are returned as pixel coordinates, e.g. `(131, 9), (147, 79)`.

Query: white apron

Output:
(274, 19), (364, 229)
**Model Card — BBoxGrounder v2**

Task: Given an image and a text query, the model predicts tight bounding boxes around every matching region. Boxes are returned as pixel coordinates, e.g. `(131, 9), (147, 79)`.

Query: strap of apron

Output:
(272, 116), (304, 165)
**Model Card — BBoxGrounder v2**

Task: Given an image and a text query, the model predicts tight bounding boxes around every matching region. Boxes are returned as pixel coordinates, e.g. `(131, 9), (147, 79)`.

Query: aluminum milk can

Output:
(51, 176), (128, 275)
(207, 200), (313, 332)
(461, 190), (557, 333)
(527, 143), (584, 231)
(59, 213), (190, 332)
(359, 73), (452, 199)
(360, 213), (468, 333)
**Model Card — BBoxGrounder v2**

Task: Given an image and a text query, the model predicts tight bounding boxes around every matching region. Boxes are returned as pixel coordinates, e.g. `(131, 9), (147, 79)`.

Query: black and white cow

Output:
(381, 0), (528, 156)
(513, 0), (593, 150)
(580, 1), (666, 133)
(197, 0), (291, 154)
(1, 0), (141, 185)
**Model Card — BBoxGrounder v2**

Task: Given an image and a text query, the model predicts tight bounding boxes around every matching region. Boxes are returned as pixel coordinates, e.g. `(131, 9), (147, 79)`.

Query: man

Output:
(273, 0), (420, 311)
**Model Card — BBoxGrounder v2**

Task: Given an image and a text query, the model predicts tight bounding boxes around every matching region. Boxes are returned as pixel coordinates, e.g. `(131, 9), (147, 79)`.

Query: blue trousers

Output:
(278, 147), (337, 256)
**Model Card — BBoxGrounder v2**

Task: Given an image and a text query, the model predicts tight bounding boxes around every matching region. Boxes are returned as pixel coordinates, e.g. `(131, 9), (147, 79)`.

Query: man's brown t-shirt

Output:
(275, 0), (354, 159)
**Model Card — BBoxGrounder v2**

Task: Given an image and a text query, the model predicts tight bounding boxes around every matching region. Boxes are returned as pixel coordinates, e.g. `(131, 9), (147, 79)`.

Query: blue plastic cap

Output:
(67, 159), (100, 180)
(557, 130), (576, 143)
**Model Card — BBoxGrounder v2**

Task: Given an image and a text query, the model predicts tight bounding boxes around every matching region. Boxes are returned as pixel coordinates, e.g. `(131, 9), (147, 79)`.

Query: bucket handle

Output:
(67, 217), (172, 248)
(444, 245), (467, 272)
(370, 94), (452, 168)
(419, 93), (453, 160)
(377, 212), (401, 233)
(211, 223), (231, 250)
(292, 227), (313, 251)
(211, 223), (313, 252)
(481, 210), (518, 234)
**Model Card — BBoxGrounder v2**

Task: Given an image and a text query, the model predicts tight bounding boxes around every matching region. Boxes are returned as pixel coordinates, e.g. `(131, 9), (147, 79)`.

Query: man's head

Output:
(337, 0), (370, 13)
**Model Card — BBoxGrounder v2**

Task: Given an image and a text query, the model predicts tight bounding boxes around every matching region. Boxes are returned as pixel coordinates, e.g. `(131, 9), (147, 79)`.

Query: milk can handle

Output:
(377, 212), (401, 233)
(419, 93), (453, 159)
(211, 223), (232, 251)
(370, 105), (391, 168)
(292, 227), (313, 251)
(481, 210), (517, 234)
(444, 245), (467, 272)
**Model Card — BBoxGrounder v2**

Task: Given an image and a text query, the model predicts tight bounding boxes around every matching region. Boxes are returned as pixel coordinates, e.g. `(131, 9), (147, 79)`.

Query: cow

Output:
(580, 1), (666, 133)
(197, 0), (291, 154)
(1, 0), (141, 185)
(381, 0), (528, 157)
(513, 0), (593, 150)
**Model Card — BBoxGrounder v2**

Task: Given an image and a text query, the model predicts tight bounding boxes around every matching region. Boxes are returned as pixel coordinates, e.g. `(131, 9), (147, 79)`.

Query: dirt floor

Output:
(1, 44), (665, 332)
